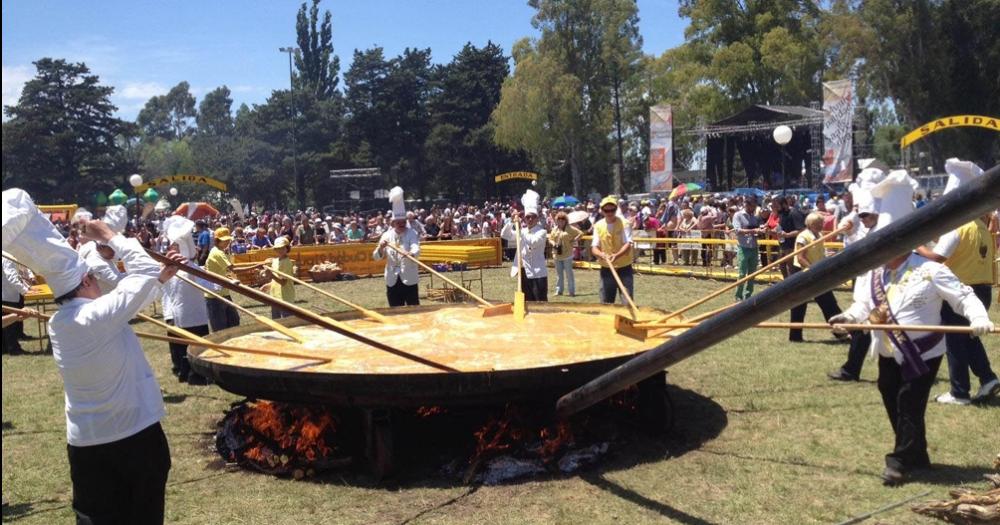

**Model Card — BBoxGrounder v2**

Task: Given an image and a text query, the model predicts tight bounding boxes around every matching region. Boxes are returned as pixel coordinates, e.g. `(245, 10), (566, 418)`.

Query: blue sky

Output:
(3, 0), (687, 120)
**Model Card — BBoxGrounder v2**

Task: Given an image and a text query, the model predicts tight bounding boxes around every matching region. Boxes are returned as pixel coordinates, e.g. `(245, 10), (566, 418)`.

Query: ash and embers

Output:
(216, 385), (667, 485)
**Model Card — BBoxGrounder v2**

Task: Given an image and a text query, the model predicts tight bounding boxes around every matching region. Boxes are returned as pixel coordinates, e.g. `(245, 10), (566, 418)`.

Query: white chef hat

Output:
(856, 166), (886, 189)
(2, 188), (89, 298)
(103, 205), (128, 233)
(521, 189), (540, 216)
(72, 208), (93, 224)
(943, 158), (983, 195)
(870, 169), (920, 231)
(162, 215), (197, 259)
(848, 183), (877, 215)
(388, 186), (406, 221)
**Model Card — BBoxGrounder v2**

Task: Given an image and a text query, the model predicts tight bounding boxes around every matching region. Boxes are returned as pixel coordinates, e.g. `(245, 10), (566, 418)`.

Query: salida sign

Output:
(900, 115), (999, 148)
(135, 174), (228, 193)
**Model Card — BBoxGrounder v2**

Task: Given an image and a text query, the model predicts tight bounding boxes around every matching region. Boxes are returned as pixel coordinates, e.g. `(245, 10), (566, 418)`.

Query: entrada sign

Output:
(494, 171), (539, 183)
(900, 115), (999, 148)
(135, 174), (228, 193)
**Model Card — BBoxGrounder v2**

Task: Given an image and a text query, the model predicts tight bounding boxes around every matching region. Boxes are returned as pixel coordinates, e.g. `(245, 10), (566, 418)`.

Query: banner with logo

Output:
(648, 105), (673, 192)
(900, 114), (1000, 148)
(822, 79), (854, 183)
(494, 171), (538, 183)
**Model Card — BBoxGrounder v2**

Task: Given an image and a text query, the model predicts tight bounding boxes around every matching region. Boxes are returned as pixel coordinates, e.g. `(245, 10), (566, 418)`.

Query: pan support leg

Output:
(363, 408), (394, 480)
(636, 371), (674, 434)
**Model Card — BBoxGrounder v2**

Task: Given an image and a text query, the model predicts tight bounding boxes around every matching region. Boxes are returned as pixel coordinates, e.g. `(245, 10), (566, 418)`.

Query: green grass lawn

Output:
(3, 267), (998, 524)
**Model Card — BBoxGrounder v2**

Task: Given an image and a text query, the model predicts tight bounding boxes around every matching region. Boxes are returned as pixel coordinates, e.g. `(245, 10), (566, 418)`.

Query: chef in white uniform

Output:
(2, 188), (183, 523)
(827, 170), (994, 486)
(828, 166), (885, 381)
(160, 215), (218, 384)
(501, 189), (549, 301)
(373, 186), (421, 307)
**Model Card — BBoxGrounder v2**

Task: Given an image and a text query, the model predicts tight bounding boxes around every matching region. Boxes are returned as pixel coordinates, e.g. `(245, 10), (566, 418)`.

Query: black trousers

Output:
(67, 422), (171, 525)
(520, 274), (548, 302)
(206, 298), (240, 332)
(878, 355), (942, 472)
(387, 281), (420, 307)
(166, 322), (209, 381)
(839, 331), (872, 378)
(2, 297), (25, 352)
(787, 266), (842, 341)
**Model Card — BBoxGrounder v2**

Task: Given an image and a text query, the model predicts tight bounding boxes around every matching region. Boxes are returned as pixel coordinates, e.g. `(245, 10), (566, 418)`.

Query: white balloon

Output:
(169, 187), (178, 196)
(773, 125), (793, 145)
(129, 173), (144, 187)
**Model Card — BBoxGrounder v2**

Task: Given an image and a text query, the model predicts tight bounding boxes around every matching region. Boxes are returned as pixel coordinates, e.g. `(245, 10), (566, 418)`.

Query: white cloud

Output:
(119, 81), (168, 100)
(2, 64), (34, 108)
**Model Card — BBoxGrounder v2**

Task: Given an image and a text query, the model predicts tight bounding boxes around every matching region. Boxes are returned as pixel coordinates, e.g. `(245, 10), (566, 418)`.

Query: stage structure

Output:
(690, 105), (824, 191)
(326, 167), (383, 212)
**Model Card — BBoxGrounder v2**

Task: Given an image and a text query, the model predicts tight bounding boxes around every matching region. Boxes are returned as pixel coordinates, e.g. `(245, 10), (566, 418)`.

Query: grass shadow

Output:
(1, 498), (69, 521)
(580, 473), (719, 525)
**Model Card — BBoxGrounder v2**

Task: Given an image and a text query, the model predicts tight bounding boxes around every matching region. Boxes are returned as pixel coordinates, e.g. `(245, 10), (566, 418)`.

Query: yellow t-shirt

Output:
(549, 226), (582, 261)
(793, 229), (824, 269)
(269, 257), (296, 302)
(594, 219), (633, 269)
(204, 247), (232, 297)
(944, 220), (994, 285)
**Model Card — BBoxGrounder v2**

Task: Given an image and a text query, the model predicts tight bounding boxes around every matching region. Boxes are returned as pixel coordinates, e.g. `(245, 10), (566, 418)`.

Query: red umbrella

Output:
(173, 202), (220, 221)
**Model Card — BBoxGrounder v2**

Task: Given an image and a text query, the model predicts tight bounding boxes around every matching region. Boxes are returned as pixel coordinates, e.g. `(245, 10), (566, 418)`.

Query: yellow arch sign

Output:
(900, 115), (999, 148)
(135, 174), (228, 193)
(494, 171), (538, 183)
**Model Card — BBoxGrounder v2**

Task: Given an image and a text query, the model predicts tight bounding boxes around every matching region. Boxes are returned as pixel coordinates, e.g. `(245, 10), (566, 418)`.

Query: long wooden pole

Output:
(267, 266), (389, 323)
(556, 165), (1000, 418)
(654, 224), (850, 323)
(135, 313), (217, 347)
(635, 321), (997, 335)
(174, 274), (305, 343)
(132, 330), (330, 364)
(607, 261), (640, 321)
(144, 249), (458, 373)
(385, 243), (512, 315)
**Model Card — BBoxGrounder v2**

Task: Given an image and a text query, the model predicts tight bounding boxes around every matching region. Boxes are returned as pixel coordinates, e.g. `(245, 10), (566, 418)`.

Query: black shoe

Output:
(186, 374), (208, 386)
(4, 347), (25, 355)
(881, 466), (905, 486)
(789, 337), (805, 343)
(827, 369), (858, 382)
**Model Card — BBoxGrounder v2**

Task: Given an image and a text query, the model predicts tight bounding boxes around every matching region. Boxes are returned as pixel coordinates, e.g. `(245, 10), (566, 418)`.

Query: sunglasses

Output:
(859, 213), (875, 219)
(602, 208), (617, 213)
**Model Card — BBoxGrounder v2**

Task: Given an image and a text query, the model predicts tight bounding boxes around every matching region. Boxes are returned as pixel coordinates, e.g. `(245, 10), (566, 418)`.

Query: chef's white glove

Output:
(828, 313), (859, 326)
(970, 317), (995, 337)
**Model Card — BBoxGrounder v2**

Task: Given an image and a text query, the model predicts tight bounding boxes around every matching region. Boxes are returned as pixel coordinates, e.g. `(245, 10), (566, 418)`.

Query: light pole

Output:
(278, 46), (301, 209)
(129, 173), (144, 229)
(773, 125), (792, 193)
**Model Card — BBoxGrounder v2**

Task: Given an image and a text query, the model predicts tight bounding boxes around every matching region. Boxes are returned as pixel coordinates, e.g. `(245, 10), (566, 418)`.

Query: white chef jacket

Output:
(842, 253), (990, 363)
(372, 228), (421, 286)
(161, 262), (217, 328)
(83, 248), (125, 295)
(501, 221), (548, 278)
(2, 257), (30, 302)
(48, 234), (166, 447)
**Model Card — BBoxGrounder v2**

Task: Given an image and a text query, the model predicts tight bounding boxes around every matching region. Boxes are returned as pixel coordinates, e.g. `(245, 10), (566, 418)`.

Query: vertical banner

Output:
(648, 105), (673, 192)
(822, 79), (854, 183)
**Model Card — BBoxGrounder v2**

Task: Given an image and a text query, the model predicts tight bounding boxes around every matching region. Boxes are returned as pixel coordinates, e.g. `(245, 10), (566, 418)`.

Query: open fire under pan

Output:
(189, 303), (683, 408)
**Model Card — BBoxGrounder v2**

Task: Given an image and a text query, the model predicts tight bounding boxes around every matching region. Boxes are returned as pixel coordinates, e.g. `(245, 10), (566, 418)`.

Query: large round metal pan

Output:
(189, 303), (677, 408)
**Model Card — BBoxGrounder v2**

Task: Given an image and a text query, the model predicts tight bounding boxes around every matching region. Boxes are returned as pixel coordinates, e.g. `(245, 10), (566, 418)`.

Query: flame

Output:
(416, 406), (445, 418)
(236, 401), (337, 468)
(538, 421), (573, 460)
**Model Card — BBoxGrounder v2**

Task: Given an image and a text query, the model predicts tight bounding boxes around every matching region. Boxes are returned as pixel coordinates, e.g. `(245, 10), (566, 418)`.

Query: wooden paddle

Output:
(385, 243), (513, 317)
(615, 315), (997, 341)
(174, 274), (306, 344)
(267, 265), (389, 323)
(145, 249), (458, 373)
(0, 305), (324, 362)
(652, 224), (851, 324)
(132, 330), (330, 364)
(605, 258), (639, 321)
(513, 218), (527, 320)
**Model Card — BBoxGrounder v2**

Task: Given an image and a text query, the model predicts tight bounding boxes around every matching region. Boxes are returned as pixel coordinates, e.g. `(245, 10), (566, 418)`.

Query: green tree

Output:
(2, 58), (130, 201)
(294, 0), (340, 99)
(137, 81), (197, 139)
(196, 86), (234, 136)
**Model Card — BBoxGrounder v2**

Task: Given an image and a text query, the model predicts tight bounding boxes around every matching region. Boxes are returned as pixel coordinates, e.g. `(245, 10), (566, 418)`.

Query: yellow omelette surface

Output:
(205, 306), (667, 374)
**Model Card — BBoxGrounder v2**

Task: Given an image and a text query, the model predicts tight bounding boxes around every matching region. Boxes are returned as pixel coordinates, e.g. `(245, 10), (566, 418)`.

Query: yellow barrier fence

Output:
(231, 237), (502, 279)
